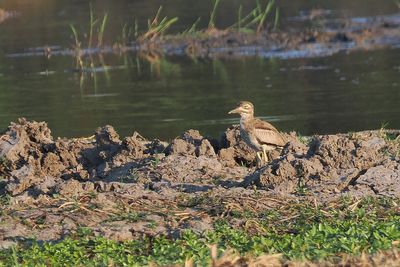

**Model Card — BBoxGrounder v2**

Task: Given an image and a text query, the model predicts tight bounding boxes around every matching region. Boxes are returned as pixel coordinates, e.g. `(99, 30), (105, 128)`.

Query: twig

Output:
(278, 214), (300, 223)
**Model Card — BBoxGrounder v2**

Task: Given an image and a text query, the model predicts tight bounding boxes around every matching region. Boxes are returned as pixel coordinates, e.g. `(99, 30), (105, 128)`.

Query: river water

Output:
(0, 0), (399, 139)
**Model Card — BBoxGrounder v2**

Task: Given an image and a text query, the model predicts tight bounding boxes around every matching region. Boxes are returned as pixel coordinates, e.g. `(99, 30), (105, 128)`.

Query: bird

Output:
(228, 101), (286, 165)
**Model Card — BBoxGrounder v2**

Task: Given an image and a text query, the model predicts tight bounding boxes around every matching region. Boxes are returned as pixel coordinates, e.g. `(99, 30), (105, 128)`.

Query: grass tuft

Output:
(229, 0), (278, 33)
(182, 17), (201, 36)
(141, 6), (178, 40)
(69, 0), (280, 53)
(208, 0), (221, 29)
(70, 4), (108, 50)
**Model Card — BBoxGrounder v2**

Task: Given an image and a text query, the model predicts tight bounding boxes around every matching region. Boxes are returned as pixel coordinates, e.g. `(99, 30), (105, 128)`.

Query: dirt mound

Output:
(0, 119), (399, 247)
(1, 119), (399, 199)
(0, 120), (253, 197)
(244, 131), (400, 198)
(0, 119), (151, 196)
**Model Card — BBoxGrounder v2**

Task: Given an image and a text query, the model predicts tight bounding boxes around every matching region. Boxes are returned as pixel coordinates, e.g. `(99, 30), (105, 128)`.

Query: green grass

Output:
(141, 6), (178, 40)
(69, 4), (108, 49)
(69, 0), (280, 51)
(69, 4), (109, 73)
(208, 0), (221, 29)
(379, 123), (400, 157)
(229, 0), (279, 33)
(0, 156), (10, 169)
(181, 17), (201, 36)
(1, 197), (400, 266)
(380, 122), (399, 141)
(0, 156), (9, 195)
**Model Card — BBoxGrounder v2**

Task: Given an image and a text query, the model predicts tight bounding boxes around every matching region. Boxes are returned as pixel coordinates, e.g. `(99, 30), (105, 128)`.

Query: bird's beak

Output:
(228, 107), (241, 114)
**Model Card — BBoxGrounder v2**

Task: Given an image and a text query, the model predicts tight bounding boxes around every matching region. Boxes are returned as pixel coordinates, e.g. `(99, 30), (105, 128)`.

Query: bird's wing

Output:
(253, 118), (286, 147)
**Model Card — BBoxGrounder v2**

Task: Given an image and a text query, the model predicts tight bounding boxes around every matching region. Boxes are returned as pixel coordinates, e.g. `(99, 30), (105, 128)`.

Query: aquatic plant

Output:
(256, 0), (276, 33)
(69, 4), (109, 73)
(97, 13), (108, 47)
(140, 6), (178, 40)
(66, 0), (281, 75)
(274, 7), (280, 30)
(230, 0), (279, 33)
(181, 17), (202, 35)
(69, 24), (81, 49)
(208, 0), (221, 29)
(69, 4), (109, 49)
(69, 0), (280, 50)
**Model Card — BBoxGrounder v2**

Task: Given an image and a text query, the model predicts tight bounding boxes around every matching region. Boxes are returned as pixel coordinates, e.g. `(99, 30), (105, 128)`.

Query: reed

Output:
(182, 17), (201, 35)
(208, 0), (221, 29)
(274, 7), (280, 30)
(97, 13), (108, 47)
(229, 0), (278, 33)
(256, 0), (275, 33)
(69, 4), (108, 49)
(70, 0), (280, 49)
(141, 6), (178, 40)
(69, 24), (80, 49)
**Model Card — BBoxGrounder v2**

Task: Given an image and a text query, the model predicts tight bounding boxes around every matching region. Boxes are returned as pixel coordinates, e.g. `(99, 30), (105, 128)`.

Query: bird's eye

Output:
(243, 105), (250, 109)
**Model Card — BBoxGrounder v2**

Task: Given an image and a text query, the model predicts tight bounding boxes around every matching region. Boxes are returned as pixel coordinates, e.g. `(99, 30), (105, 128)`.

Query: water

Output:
(0, 0), (399, 140)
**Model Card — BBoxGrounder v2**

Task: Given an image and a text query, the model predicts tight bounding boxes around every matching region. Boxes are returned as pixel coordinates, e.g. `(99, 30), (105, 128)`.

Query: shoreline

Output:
(6, 13), (400, 61)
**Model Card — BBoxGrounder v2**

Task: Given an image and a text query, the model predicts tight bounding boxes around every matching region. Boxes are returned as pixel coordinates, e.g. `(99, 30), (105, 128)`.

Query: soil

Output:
(0, 118), (399, 248)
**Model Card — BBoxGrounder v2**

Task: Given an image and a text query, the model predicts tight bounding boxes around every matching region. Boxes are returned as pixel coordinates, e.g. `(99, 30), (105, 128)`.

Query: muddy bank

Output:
(141, 13), (400, 59)
(6, 13), (400, 60)
(0, 119), (399, 248)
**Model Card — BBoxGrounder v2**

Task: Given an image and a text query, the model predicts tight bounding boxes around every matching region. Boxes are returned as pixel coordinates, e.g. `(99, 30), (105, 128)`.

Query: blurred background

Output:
(0, 0), (399, 139)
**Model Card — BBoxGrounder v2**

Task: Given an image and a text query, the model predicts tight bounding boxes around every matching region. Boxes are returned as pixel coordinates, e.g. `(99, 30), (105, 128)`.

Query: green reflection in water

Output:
(0, 48), (399, 140)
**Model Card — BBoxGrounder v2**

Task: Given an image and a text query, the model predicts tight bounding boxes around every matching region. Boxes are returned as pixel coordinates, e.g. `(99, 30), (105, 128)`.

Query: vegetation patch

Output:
(1, 197), (400, 266)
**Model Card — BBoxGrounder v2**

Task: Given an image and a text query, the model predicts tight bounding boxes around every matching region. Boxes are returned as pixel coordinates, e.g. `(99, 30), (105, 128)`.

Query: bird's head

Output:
(228, 101), (254, 118)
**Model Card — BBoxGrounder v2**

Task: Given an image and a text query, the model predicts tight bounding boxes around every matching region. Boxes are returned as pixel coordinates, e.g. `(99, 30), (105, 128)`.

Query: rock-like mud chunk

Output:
(218, 126), (256, 166)
(0, 119), (59, 195)
(166, 129), (216, 157)
(246, 132), (399, 196)
(355, 164), (400, 196)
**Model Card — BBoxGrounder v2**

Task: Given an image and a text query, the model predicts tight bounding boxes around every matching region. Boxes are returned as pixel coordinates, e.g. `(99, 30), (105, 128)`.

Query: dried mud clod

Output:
(0, 119), (399, 247)
(0, 120), (151, 197)
(158, 129), (248, 186)
(0, 119), (399, 198)
(165, 129), (216, 158)
(245, 131), (400, 198)
(218, 126), (257, 167)
(0, 118), (62, 195)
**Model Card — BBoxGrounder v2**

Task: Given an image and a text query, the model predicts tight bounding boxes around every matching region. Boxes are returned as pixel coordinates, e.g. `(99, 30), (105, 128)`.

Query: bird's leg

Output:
(262, 146), (269, 164)
(256, 151), (263, 167)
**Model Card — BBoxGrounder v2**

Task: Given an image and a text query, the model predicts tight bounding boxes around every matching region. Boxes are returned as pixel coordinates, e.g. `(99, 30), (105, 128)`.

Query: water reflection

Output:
(0, 47), (399, 140)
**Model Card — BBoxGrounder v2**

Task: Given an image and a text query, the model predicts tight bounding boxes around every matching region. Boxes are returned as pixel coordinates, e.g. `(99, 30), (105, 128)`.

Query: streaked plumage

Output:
(228, 101), (286, 164)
